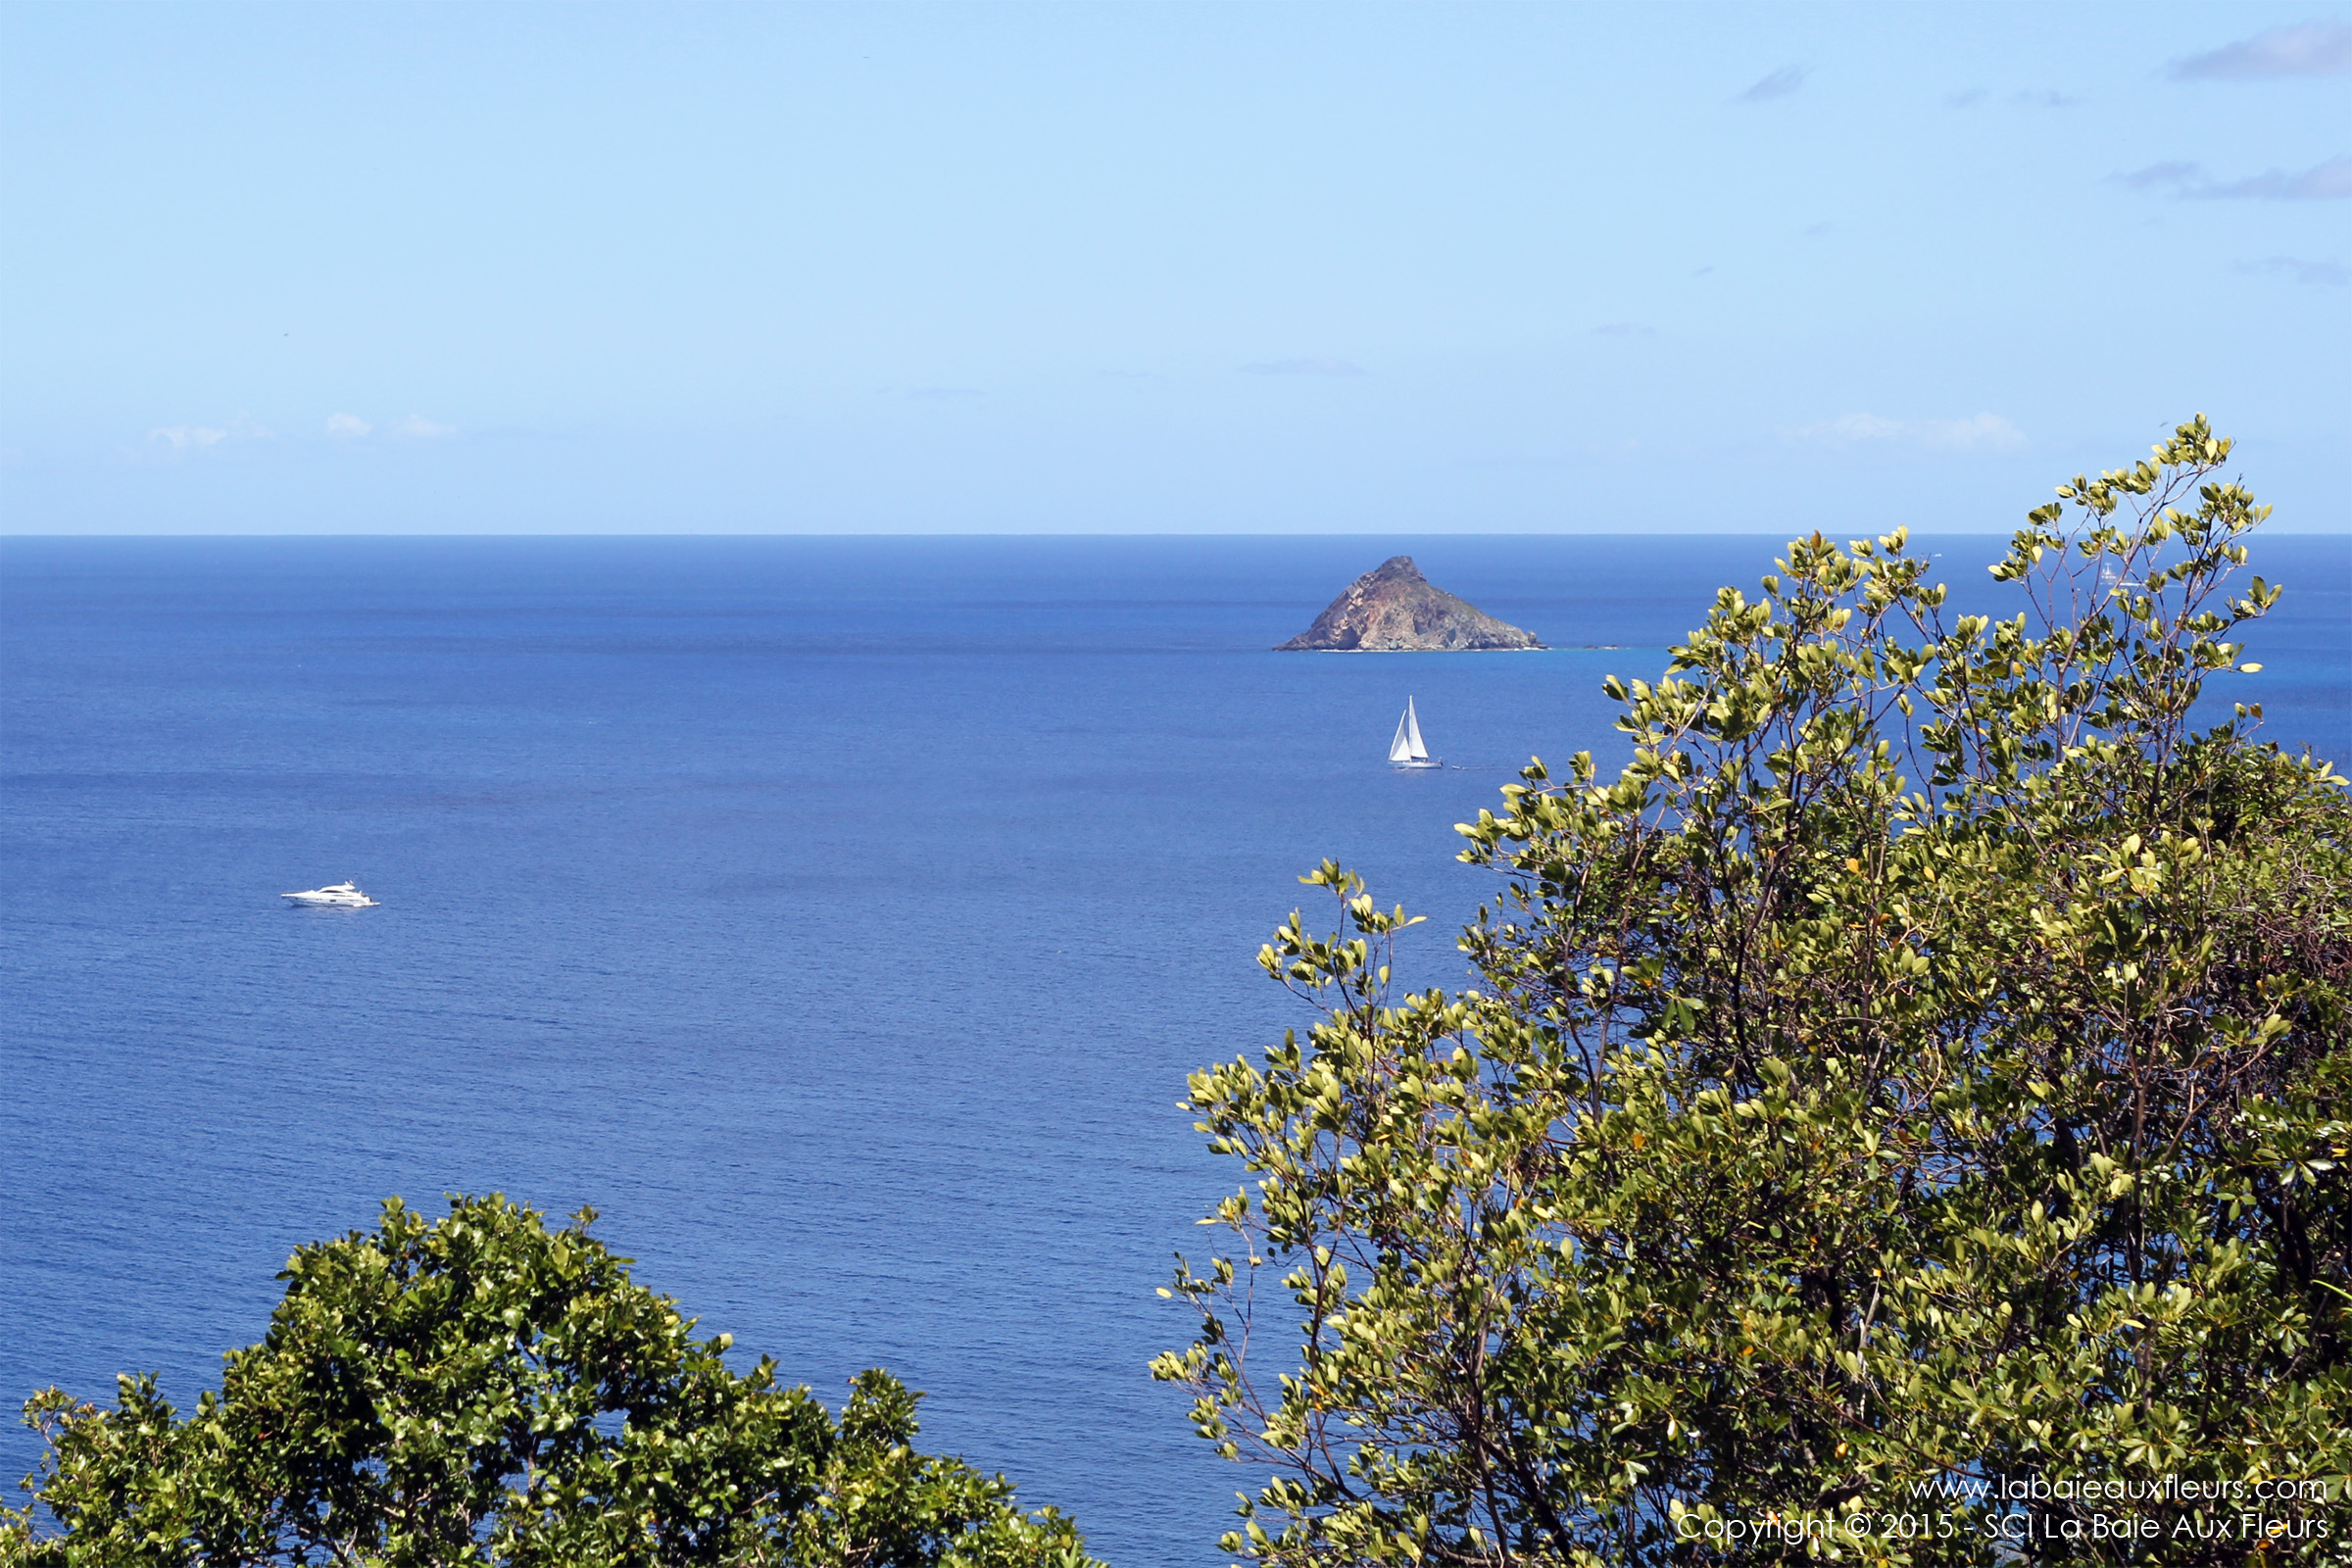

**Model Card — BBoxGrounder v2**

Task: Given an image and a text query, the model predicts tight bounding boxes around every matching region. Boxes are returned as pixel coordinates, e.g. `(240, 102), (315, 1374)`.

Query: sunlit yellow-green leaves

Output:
(1157, 419), (2349, 1566)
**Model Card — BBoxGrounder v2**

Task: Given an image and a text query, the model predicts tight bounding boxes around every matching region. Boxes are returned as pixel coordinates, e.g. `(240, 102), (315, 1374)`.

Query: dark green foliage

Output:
(6, 1195), (1097, 1568)
(1157, 419), (2351, 1564)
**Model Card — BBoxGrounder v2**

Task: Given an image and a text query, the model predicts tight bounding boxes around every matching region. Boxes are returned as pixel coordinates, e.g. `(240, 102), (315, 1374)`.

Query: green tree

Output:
(5, 1194), (1099, 1568)
(1155, 418), (2350, 1565)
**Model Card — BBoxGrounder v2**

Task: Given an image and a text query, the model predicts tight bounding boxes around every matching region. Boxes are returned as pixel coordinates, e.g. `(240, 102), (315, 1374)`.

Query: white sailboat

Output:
(1388, 697), (1441, 768)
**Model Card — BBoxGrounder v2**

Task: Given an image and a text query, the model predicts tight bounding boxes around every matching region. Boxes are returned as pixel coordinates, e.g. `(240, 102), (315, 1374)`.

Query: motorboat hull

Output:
(282, 882), (378, 907)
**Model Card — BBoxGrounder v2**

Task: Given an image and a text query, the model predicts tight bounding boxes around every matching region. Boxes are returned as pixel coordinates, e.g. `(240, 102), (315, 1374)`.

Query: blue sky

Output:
(2, 2), (2345, 534)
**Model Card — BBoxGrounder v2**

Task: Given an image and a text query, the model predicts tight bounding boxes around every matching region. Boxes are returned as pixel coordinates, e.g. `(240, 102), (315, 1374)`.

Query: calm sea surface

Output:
(3, 534), (2345, 1560)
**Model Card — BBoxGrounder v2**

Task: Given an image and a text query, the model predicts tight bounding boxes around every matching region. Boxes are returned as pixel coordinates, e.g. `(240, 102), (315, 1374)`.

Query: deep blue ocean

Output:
(3, 534), (2345, 1561)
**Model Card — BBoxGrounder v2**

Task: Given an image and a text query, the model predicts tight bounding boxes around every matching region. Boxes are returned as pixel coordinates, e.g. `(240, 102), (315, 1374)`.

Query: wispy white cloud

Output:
(1736, 65), (1807, 104)
(2171, 22), (2352, 80)
(388, 414), (458, 438)
(327, 413), (371, 438)
(1804, 414), (1903, 444)
(1927, 415), (2026, 450)
(904, 387), (982, 401)
(2237, 254), (2350, 285)
(150, 425), (229, 453)
(1239, 358), (1368, 377)
(1789, 413), (2027, 452)
(2119, 160), (2202, 192)
(146, 415), (271, 456)
(2120, 155), (2352, 200)
(2209, 157), (2352, 199)
(1945, 86), (2082, 109)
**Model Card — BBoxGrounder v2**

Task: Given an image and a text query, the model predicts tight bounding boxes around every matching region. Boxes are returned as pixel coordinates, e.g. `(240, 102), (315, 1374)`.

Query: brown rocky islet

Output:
(1276, 556), (1544, 652)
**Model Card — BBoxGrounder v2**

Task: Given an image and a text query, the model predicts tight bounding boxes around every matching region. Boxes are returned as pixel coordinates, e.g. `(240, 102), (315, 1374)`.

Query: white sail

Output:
(1404, 698), (1429, 760)
(1390, 709), (1416, 762)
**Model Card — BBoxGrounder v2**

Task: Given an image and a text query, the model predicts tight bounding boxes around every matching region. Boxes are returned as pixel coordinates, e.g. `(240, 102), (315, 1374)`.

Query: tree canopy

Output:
(1156, 418), (2350, 1565)
(6, 1194), (1099, 1568)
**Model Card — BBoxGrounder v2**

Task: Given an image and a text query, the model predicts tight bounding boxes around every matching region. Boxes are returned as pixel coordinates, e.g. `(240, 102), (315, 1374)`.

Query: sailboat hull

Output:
(1389, 696), (1440, 766)
(1388, 697), (1441, 766)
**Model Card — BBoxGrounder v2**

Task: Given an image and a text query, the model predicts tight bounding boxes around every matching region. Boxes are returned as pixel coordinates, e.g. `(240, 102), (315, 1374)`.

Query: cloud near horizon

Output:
(146, 416), (271, 455)
(325, 412), (458, 440)
(1736, 65), (1807, 103)
(2170, 22), (2352, 79)
(1239, 358), (1368, 377)
(2237, 255), (2350, 286)
(1790, 412), (2027, 452)
(2119, 156), (2352, 200)
(151, 425), (230, 452)
(1944, 86), (2083, 109)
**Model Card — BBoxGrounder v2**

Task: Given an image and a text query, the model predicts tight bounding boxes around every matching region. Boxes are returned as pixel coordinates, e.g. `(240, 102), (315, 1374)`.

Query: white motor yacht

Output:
(282, 881), (378, 907)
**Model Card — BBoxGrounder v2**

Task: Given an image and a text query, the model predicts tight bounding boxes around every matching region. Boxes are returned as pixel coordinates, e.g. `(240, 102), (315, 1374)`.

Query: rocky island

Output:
(1276, 556), (1544, 652)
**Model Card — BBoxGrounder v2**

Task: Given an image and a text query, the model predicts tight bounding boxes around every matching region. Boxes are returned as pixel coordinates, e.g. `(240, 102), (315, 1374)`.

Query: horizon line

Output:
(8, 529), (2347, 542)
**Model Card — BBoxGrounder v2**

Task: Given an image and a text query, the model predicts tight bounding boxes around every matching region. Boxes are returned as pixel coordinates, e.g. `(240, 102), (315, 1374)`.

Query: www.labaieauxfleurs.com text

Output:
(1910, 1472), (2333, 1504)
